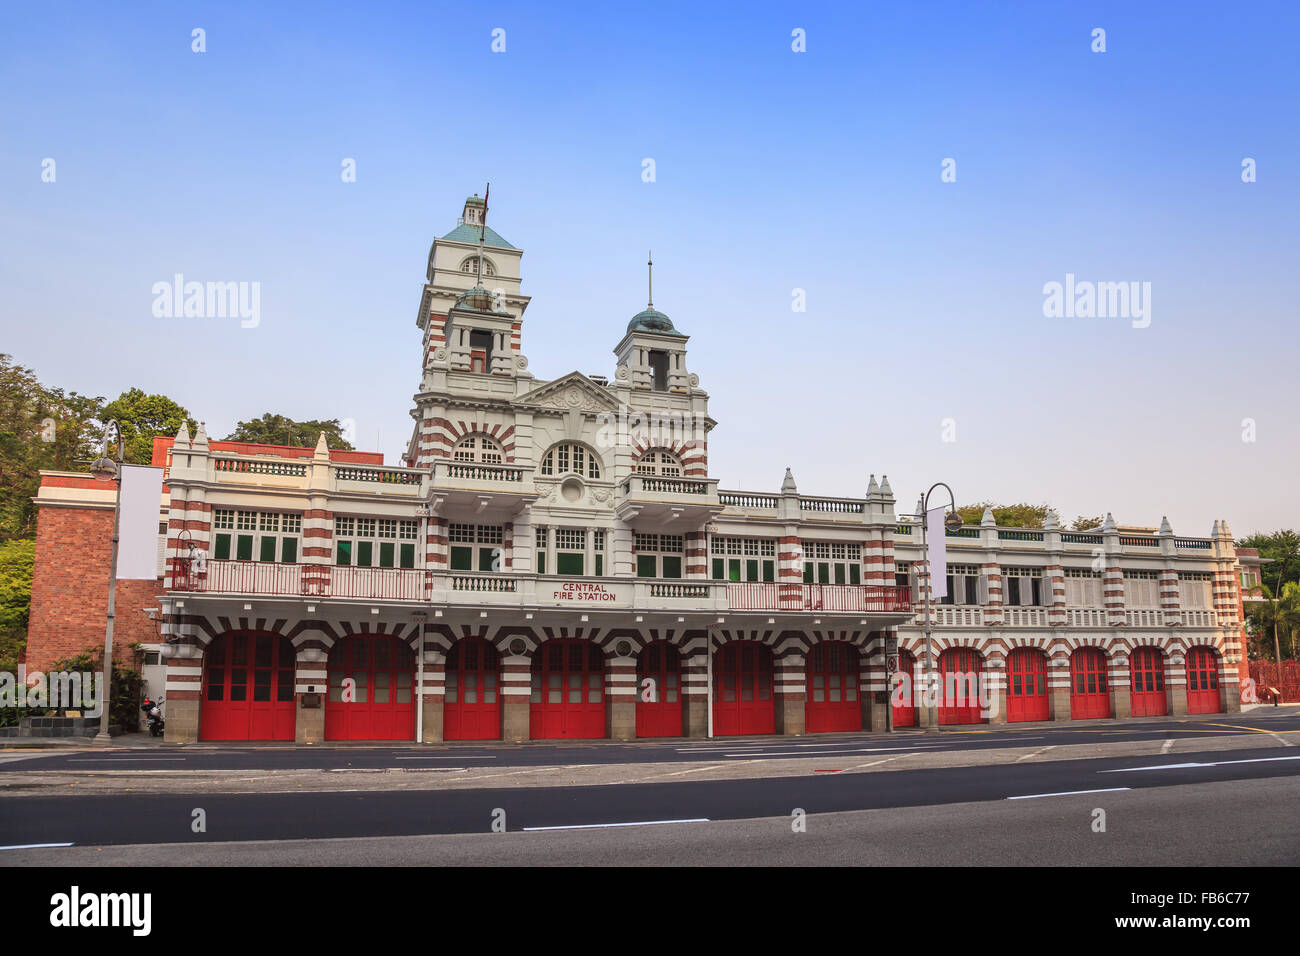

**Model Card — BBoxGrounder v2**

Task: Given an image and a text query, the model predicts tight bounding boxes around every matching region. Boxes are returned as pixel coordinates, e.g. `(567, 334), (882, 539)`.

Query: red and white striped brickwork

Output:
(1160, 568), (1181, 627)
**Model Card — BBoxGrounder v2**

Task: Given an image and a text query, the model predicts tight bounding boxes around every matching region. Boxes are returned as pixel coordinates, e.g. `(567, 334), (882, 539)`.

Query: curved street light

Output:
(899, 482), (961, 732)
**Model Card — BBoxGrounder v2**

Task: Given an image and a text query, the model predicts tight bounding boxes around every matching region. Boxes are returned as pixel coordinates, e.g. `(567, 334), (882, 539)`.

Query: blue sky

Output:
(2, 1), (1296, 536)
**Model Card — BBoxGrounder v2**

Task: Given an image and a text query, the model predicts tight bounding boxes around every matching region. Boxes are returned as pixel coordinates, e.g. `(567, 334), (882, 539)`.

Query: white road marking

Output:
(67, 758), (186, 762)
(394, 756), (497, 760)
(1007, 788), (1131, 800)
(1015, 746), (1056, 762)
(721, 747), (939, 758)
(1161, 739), (1175, 754)
(0, 842), (74, 850)
(847, 752), (922, 770)
(1100, 755), (1300, 773)
(524, 818), (710, 831)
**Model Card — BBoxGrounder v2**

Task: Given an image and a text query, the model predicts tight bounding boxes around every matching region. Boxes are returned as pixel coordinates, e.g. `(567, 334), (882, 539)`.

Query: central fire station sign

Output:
(551, 582), (620, 604)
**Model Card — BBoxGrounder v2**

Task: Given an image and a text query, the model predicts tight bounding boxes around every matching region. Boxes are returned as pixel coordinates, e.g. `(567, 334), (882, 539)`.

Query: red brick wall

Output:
(26, 503), (164, 671)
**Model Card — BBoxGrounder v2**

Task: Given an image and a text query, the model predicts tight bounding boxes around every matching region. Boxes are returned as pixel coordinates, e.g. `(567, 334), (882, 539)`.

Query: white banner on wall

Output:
(116, 465), (164, 580)
(927, 506), (948, 600)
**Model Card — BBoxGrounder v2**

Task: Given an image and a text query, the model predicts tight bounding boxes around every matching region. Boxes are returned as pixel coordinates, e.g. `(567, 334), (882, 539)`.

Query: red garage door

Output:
(201, 633), (296, 740)
(445, 638), (501, 740)
(325, 635), (415, 740)
(530, 641), (605, 739)
(938, 648), (985, 725)
(1006, 648), (1049, 722)
(636, 642), (682, 738)
(806, 642), (861, 733)
(1186, 646), (1223, 714)
(713, 641), (774, 736)
(1130, 647), (1168, 717)
(891, 651), (917, 728)
(1070, 647), (1111, 719)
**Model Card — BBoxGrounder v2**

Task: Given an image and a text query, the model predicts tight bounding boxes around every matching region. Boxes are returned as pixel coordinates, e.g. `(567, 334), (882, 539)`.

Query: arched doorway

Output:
(1006, 647), (1049, 722)
(444, 638), (501, 740)
(891, 650), (917, 728)
(805, 642), (861, 733)
(713, 641), (774, 736)
(1129, 646), (1168, 717)
(636, 641), (683, 738)
(1069, 647), (1110, 719)
(201, 632), (296, 740)
(530, 640), (605, 739)
(938, 647), (985, 725)
(325, 635), (416, 740)
(1186, 646), (1223, 714)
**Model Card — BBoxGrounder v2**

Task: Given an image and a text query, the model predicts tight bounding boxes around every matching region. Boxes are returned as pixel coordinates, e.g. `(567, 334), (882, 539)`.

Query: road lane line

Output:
(1007, 788), (1130, 800)
(394, 756), (497, 760)
(0, 842), (74, 850)
(1161, 739), (1175, 754)
(523, 818), (709, 831)
(1100, 755), (1300, 773)
(1015, 746), (1056, 762)
(847, 753), (921, 770)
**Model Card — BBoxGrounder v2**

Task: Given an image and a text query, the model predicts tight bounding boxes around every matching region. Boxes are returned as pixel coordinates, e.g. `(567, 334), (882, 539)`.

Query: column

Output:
(420, 639), (444, 743)
(606, 643), (637, 740)
(774, 646), (805, 736)
(161, 639), (203, 743)
(1169, 652), (1188, 716)
(1049, 655), (1072, 721)
(501, 643), (531, 741)
(984, 654), (1007, 725)
(681, 636), (709, 738)
(294, 638), (329, 743)
(864, 631), (889, 731)
(1110, 651), (1131, 718)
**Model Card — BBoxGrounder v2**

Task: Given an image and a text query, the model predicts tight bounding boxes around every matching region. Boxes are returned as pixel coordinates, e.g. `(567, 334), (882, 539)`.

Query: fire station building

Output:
(27, 195), (1251, 742)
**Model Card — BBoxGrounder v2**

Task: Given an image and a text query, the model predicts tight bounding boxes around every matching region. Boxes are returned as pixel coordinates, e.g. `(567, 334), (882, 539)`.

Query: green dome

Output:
(627, 308), (684, 336)
(454, 286), (496, 312)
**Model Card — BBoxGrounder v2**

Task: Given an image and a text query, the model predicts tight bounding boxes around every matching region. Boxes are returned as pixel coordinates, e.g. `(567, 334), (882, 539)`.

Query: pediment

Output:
(515, 372), (621, 414)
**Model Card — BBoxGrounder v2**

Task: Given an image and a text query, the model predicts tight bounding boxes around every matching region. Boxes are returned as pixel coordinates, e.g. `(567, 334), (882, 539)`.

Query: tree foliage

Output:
(0, 538), (35, 672)
(101, 388), (199, 465)
(1237, 529), (1300, 595)
(225, 413), (354, 450)
(1071, 515), (1103, 531)
(954, 502), (1062, 529)
(0, 354), (105, 542)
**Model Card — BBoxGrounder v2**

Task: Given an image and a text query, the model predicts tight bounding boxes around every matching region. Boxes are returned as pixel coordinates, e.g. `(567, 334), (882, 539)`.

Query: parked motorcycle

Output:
(141, 696), (165, 737)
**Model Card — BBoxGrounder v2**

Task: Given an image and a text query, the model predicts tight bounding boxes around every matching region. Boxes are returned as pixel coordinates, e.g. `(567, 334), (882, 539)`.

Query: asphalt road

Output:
(3, 710), (1296, 772)
(2, 744), (1297, 851)
(10, 775), (1291, 866)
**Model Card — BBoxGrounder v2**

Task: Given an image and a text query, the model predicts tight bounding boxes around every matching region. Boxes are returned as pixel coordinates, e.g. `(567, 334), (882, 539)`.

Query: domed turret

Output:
(626, 307), (682, 335)
(454, 286), (496, 312)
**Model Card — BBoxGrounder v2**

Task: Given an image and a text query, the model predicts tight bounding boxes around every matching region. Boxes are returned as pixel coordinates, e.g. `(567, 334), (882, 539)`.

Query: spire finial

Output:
(475, 182), (490, 289)
(647, 250), (654, 309)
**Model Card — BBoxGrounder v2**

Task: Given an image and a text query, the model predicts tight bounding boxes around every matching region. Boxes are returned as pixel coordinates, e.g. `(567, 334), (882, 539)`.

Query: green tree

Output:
(0, 538), (35, 672)
(100, 388), (199, 465)
(225, 413), (354, 450)
(955, 502), (1061, 529)
(1237, 529), (1300, 596)
(0, 354), (104, 542)
(1071, 515), (1103, 531)
(1245, 581), (1300, 663)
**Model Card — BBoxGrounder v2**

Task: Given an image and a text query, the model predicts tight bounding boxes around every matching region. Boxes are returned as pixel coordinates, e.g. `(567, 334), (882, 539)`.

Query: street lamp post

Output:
(899, 483), (962, 732)
(89, 421), (125, 746)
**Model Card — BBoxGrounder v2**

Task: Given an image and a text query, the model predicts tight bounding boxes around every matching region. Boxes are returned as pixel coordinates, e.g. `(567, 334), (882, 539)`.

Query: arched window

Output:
(634, 449), (682, 477)
(453, 434), (504, 464)
(539, 442), (601, 479)
(459, 256), (496, 276)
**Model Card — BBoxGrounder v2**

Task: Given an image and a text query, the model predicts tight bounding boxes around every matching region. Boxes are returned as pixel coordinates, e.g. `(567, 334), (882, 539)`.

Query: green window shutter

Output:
(834, 564), (846, 585)
(478, 547), (496, 572)
(214, 534), (231, 560)
(746, 559), (758, 581)
(281, 537), (297, 563)
(762, 560), (775, 582)
(357, 541), (373, 567)
(818, 563), (830, 584)
(260, 536), (277, 562)
(728, 559), (741, 582)
(713, 558), (724, 580)
(849, 564), (860, 585)
(595, 554), (603, 576)
(536, 551), (546, 574)
(336, 540), (351, 566)
(450, 546), (472, 571)
(803, 562), (814, 583)
(637, 554), (657, 578)
(399, 543), (415, 569)
(379, 542), (395, 568)
(236, 535), (254, 561)
(662, 556), (682, 579)
(557, 552), (584, 575)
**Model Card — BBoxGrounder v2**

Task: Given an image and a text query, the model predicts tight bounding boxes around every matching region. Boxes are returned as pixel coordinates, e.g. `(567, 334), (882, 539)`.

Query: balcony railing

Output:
(442, 462), (525, 483)
(622, 475), (712, 496)
(178, 560), (429, 601)
(726, 583), (911, 613)
(719, 491), (780, 509)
